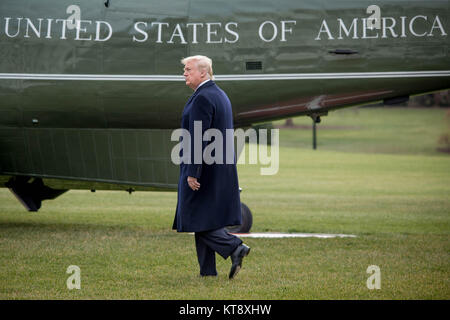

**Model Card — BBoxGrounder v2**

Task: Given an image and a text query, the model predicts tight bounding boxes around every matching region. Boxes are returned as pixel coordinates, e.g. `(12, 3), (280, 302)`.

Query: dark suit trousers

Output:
(194, 228), (243, 276)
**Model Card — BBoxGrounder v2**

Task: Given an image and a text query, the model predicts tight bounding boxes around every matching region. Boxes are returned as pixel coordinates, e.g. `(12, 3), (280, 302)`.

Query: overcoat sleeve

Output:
(186, 94), (214, 179)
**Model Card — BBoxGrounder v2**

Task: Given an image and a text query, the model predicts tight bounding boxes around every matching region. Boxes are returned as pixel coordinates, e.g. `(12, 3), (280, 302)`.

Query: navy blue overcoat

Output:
(173, 80), (242, 232)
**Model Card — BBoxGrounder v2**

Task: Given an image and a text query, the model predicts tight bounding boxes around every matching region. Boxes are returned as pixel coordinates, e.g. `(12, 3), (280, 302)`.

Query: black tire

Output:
(226, 202), (253, 233)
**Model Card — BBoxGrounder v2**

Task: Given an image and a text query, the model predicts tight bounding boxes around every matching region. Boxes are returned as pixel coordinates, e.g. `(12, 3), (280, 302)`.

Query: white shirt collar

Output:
(195, 79), (211, 91)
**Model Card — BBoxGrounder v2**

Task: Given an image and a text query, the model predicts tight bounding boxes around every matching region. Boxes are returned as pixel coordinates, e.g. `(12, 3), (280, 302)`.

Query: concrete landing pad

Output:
(231, 232), (357, 239)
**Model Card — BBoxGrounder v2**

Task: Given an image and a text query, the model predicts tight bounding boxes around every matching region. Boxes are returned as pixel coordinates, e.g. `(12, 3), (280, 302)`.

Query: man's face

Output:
(183, 60), (205, 90)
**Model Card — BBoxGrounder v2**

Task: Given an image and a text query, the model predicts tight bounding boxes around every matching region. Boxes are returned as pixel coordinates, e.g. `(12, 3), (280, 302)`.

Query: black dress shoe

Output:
(229, 244), (251, 279)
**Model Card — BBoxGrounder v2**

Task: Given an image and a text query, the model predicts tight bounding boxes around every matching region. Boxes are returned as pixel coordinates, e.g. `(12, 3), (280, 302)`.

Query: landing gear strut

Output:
(6, 176), (67, 211)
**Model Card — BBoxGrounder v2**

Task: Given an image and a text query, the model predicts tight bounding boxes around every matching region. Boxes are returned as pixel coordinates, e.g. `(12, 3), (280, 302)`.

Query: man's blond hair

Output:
(181, 55), (214, 80)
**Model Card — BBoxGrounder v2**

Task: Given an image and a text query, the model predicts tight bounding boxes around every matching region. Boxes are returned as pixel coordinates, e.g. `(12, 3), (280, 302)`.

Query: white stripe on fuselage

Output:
(0, 70), (449, 81)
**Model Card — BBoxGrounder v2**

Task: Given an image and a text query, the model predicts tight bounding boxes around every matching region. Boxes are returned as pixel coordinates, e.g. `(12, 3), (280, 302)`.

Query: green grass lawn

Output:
(274, 106), (450, 155)
(0, 107), (449, 299)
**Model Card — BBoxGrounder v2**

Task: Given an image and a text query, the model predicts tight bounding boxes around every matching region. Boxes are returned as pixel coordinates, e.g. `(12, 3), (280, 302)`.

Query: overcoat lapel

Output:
(186, 81), (215, 105)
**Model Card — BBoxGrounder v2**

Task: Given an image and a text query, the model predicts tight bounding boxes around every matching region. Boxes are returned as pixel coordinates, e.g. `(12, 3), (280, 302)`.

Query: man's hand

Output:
(187, 176), (200, 191)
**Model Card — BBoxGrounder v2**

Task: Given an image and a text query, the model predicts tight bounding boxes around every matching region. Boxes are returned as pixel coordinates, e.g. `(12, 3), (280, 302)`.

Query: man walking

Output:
(173, 55), (250, 279)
